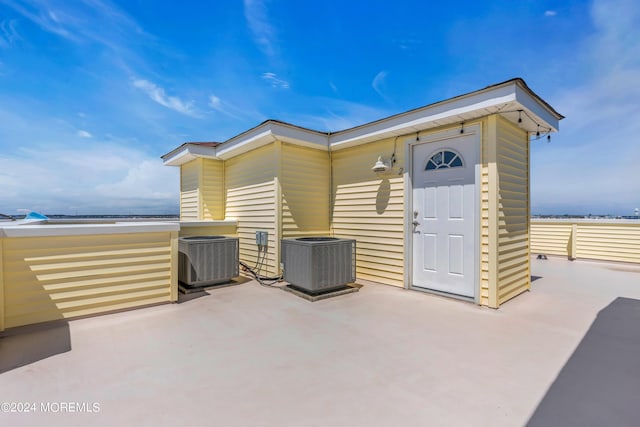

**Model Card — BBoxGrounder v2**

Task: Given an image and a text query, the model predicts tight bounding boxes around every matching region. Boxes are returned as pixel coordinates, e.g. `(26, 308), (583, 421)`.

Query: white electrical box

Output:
(255, 231), (268, 246)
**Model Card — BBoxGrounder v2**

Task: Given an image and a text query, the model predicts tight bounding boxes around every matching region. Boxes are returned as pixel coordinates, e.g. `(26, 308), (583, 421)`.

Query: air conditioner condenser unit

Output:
(178, 236), (239, 286)
(281, 237), (356, 293)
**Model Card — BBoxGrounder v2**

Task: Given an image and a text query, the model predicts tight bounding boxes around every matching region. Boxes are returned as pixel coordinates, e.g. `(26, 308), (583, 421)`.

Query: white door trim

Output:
(403, 124), (481, 303)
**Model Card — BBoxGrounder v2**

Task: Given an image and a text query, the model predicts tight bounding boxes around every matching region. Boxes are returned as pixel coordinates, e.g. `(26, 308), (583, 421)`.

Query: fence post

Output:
(169, 231), (179, 302)
(569, 223), (577, 261)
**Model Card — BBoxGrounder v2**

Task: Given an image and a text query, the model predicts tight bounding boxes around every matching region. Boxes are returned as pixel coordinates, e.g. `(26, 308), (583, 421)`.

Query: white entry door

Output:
(411, 133), (479, 298)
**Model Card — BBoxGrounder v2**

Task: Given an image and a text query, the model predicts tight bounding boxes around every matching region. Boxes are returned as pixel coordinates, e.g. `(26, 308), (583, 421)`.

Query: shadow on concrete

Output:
(0, 321), (71, 374)
(178, 289), (210, 303)
(178, 276), (252, 304)
(531, 275), (543, 282)
(526, 297), (640, 427)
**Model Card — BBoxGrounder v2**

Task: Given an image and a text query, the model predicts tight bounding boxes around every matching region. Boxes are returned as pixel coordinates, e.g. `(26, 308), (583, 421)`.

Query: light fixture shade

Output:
(372, 156), (389, 172)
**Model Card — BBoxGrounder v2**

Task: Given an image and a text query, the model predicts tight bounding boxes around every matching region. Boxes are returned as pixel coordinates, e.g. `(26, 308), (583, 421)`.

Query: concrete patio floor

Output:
(1, 257), (640, 427)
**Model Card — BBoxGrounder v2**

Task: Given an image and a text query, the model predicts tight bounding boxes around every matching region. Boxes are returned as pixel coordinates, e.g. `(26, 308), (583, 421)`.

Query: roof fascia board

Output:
(214, 128), (277, 160)
(162, 144), (219, 166)
(329, 84), (518, 149)
(161, 79), (563, 163)
(215, 122), (328, 159)
(514, 84), (560, 132)
(270, 122), (328, 150)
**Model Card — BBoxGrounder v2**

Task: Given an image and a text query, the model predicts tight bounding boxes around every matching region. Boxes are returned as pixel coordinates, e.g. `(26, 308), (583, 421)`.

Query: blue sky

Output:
(0, 0), (638, 215)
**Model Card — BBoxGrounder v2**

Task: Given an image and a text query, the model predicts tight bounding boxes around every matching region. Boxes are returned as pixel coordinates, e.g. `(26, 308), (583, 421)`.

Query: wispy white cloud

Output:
(531, 0), (640, 215)
(208, 93), (243, 120)
(261, 72), (289, 89)
(2, 0), (147, 47)
(544, 10), (557, 17)
(132, 78), (198, 117)
(0, 19), (21, 47)
(2, 0), (81, 42)
(77, 129), (92, 138)
(0, 142), (178, 215)
(293, 98), (391, 132)
(208, 94), (222, 109)
(396, 38), (423, 51)
(95, 159), (177, 202)
(47, 9), (62, 23)
(372, 70), (392, 102)
(244, 0), (276, 57)
(590, 0), (640, 71)
(0, 0), (160, 83)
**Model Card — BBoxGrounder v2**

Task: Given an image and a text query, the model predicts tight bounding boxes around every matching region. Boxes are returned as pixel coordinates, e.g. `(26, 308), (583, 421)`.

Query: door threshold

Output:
(410, 285), (476, 303)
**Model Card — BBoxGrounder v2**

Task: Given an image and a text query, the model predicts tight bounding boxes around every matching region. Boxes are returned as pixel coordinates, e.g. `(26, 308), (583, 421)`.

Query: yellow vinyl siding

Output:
(331, 137), (404, 287)
(179, 224), (237, 237)
(530, 222), (572, 257)
(495, 116), (530, 305)
(480, 164), (491, 306)
(180, 159), (200, 220)
(576, 224), (640, 263)
(280, 143), (330, 238)
(1, 232), (176, 329)
(481, 117), (496, 307)
(201, 159), (224, 220)
(481, 115), (531, 308)
(530, 221), (640, 264)
(225, 144), (277, 275)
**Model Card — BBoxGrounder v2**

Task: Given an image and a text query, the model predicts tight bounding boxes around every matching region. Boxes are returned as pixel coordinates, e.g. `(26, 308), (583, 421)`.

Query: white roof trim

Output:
(328, 80), (561, 150)
(164, 123), (329, 166)
(216, 122), (327, 160)
(269, 122), (328, 149)
(0, 221), (180, 238)
(215, 128), (277, 160)
(163, 79), (562, 165)
(330, 89), (517, 150)
(515, 84), (560, 132)
(163, 144), (219, 166)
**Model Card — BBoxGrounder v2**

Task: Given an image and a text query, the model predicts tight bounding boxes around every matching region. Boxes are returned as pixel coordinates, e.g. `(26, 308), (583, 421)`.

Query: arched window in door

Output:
(425, 149), (464, 170)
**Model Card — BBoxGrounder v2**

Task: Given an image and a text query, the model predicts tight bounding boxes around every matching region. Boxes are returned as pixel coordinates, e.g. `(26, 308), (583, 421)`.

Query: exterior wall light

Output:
(372, 156), (390, 173)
